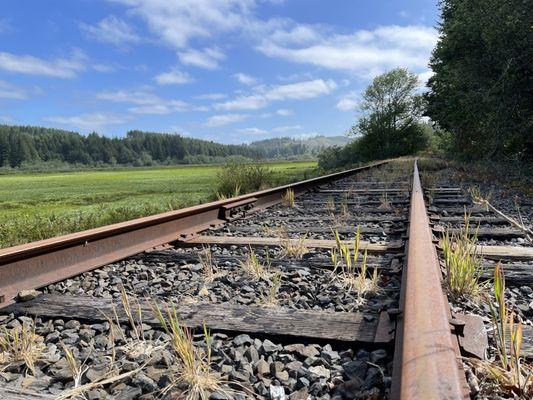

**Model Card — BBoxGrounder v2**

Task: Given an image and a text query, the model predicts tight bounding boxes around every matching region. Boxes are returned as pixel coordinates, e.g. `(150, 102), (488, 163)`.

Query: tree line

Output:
(0, 126), (322, 169)
(319, 0), (531, 170)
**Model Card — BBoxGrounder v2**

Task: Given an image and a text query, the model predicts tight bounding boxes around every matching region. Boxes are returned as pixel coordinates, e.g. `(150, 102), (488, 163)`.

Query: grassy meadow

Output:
(0, 161), (317, 248)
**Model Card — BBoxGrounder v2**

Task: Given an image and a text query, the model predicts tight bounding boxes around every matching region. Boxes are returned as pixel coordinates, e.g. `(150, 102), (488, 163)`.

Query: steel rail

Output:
(0, 160), (388, 307)
(391, 160), (468, 399)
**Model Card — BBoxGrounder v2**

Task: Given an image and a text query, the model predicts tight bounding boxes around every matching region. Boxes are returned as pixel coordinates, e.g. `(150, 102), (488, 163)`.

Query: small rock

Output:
(65, 320), (81, 330)
(370, 349), (387, 363)
(256, 359), (270, 375)
(261, 339), (280, 353)
(309, 365), (330, 379)
(17, 289), (41, 302)
(233, 334), (253, 346)
(269, 385), (286, 400)
(289, 388), (309, 400)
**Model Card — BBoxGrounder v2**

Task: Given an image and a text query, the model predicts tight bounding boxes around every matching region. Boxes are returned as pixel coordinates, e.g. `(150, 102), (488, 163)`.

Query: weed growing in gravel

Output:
(0, 322), (44, 374)
(378, 193), (391, 209)
(441, 213), (484, 299)
(113, 286), (164, 360)
(331, 227), (380, 296)
(279, 233), (309, 258)
(281, 188), (295, 208)
(239, 246), (271, 280)
(60, 341), (89, 388)
(340, 196), (350, 217)
(485, 264), (532, 396)
(260, 272), (282, 307)
(154, 303), (226, 400)
(198, 246), (224, 283)
(325, 196), (335, 211)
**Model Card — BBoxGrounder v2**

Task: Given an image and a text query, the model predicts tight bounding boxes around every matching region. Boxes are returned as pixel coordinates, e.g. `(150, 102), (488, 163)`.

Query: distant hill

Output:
(248, 135), (351, 158)
(0, 125), (350, 169)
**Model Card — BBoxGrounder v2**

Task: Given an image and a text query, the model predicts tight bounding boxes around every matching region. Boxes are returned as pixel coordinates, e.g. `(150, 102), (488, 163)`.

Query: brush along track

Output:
(0, 159), (509, 400)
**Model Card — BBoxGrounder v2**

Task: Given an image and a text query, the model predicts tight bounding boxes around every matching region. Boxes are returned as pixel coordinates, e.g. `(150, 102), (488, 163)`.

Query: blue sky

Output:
(0, 0), (439, 144)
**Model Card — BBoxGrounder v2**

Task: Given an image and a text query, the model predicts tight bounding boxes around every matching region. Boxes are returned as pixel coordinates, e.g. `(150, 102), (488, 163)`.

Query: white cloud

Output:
(215, 78), (337, 111)
(238, 127), (268, 135)
(417, 70), (434, 86)
(109, 0), (254, 49)
(205, 113), (248, 127)
(0, 80), (27, 100)
(257, 25), (438, 77)
(233, 72), (257, 86)
(273, 124), (302, 132)
(196, 93), (227, 100)
(0, 50), (86, 78)
(276, 108), (293, 116)
(81, 15), (140, 46)
(96, 89), (190, 114)
(178, 47), (225, 69)
(46, 112), (130, 131)
(336, 91), (359, 111)
(154, 68), (193, 85)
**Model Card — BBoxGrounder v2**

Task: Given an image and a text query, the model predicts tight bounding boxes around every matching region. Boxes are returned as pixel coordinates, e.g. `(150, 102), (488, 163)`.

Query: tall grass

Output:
(215, 161), (273, 198)
(441, 213), (484, 299)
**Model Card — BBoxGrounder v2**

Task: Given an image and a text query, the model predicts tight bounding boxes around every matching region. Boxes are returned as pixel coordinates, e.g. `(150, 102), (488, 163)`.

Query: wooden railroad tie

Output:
(4, 294), (395, 344)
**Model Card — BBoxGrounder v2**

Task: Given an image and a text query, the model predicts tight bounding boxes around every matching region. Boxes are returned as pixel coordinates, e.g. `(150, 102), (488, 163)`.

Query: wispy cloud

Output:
(96, 89), (191, 114)
(0, 80), (27, 99)
(257, 24), (438, 77)
(45, 112), (130, 131)
(178, 47), (225, 69)
(80, 15), (140, 46)
(154, 67), (193, 85)
(276, 108), (293, 116)
(205, 113), (248, 127)
(0, 50), (86, 78)
(238, 127), (268, 135)
(196, 93), (227, 100)
(273, 124), (302, 132)
(233, 72), (257, 86)
(215, 78), (337, 111)
(336, 91), (358, 111)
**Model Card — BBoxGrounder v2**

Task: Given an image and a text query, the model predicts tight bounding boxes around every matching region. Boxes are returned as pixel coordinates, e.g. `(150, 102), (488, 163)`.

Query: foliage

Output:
(426, 0), (532, 162)
(238, 246), (271, 280)
(0, 162), (315, 248)
(318, 69), (431, 169)
(353, 68), (428, 161)
(440, 213), (484, 299)
(486, 264), (531, 396)
(215, 160), (273, 198)
(0, 322), (44, 374)
(281, 188), (295, 208)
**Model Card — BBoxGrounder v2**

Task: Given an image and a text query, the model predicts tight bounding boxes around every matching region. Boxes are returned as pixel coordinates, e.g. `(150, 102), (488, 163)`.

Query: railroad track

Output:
(0, 159), (531, 399)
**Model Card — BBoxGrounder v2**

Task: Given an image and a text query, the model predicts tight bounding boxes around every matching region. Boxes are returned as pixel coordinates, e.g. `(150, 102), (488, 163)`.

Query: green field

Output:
(0, 161), (317, 248)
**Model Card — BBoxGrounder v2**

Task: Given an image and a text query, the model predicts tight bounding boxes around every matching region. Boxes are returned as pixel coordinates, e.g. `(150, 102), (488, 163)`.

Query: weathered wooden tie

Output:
(4, 294), (392, 343)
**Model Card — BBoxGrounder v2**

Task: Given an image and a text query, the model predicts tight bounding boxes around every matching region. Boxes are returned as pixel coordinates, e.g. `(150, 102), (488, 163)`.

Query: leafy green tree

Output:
(426, 0), (532, 161)
(353, 68), (428, 161)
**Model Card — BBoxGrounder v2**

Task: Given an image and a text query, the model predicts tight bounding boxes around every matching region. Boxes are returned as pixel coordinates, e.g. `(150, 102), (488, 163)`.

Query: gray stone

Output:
(245, 346), (259, 363)
(269, 385), (286, 400)
(370, 349), (387, 363)
(233, 334), (253, 346)
(289, 388), (309, 400)
(342, 359), (367, 380)
(65, 320), (81, 330)
(262, 339), (280, 353)
(114, 385), (142, 400)
(17, 289), (41, 302)
(309, 365), (330, 379)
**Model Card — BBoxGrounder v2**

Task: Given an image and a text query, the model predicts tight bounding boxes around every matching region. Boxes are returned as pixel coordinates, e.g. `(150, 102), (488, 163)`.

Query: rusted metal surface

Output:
(391, 160), (468, 400)
(0, 160), (388, 307)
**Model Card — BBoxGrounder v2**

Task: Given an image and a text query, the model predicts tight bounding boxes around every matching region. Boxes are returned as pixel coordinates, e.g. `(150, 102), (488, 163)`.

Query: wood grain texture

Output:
(5, 294), (381, 343)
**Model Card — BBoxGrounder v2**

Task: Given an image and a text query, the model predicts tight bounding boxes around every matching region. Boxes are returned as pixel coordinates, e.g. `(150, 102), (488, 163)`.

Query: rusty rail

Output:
(391, 160), (468, 399)
(0, 160), (387, 306)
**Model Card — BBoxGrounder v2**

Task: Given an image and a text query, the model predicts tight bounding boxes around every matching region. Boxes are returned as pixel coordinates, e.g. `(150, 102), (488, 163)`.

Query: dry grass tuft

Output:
(238, 246), (271, 280)
(198, 246), (225, 283)
(153, 302), (225, 400)
(331, 227), (380, 296)
(260, 272), (282, 307)
(0, 321), (44, 374)
(281, 188), (295, 208)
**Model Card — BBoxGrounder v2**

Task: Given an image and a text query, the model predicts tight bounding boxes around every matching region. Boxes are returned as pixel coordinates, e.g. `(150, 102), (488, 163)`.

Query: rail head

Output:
(392, 160), (468, 399)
